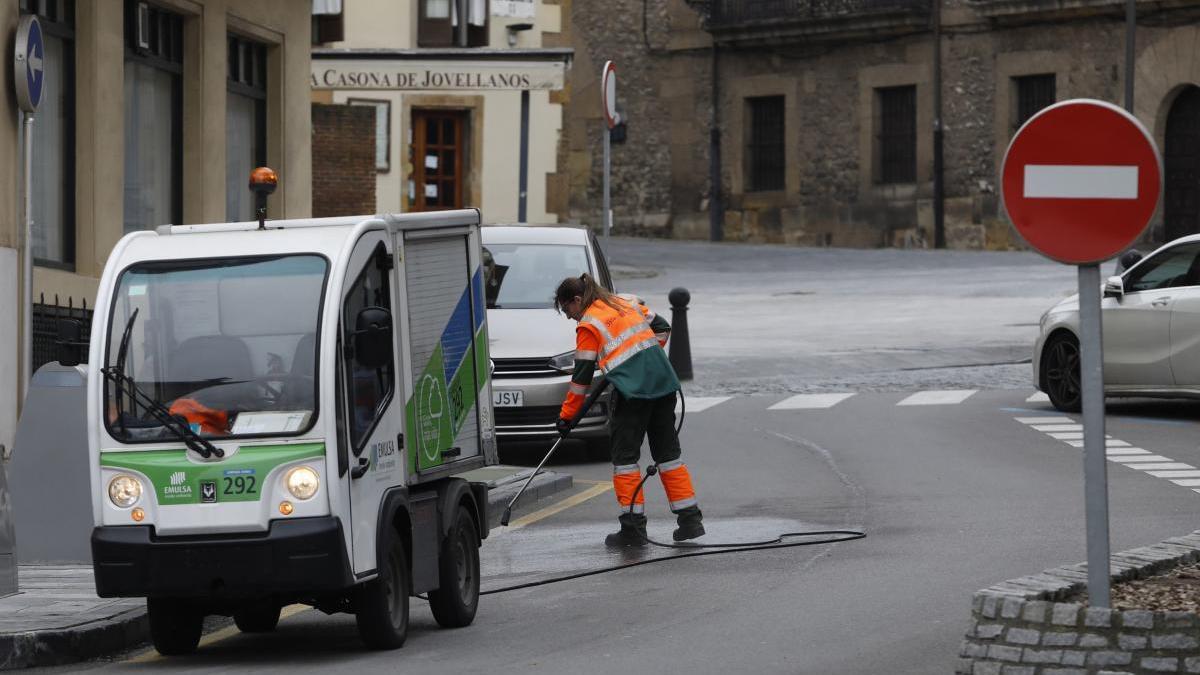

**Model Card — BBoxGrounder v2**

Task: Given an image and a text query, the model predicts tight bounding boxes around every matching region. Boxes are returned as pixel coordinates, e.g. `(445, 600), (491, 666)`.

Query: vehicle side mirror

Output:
(56, 318), (87, 367)
(1103, 275), (1125, 299)
(353, 306), (393, 369)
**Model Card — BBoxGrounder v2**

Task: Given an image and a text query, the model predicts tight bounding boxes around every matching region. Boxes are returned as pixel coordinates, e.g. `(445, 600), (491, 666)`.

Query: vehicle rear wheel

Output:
(233, 601), (280, 633)
(1044, 333), (1082, 412)
(429, 505), (480, 628)
(355, 532), (410, 649)
(147, 597), (203, 656)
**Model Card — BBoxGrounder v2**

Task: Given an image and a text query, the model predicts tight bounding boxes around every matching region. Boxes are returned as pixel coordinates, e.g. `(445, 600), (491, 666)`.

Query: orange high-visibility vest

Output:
(578, 298), (661, 375)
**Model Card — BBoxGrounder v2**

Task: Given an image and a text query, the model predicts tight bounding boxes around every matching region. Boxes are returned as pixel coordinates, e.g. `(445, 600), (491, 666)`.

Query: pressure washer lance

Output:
(500, 380), (613, 527)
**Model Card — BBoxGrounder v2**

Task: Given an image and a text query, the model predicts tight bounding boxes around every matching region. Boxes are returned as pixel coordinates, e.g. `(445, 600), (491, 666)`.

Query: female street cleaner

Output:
(554, 273), (704, 546)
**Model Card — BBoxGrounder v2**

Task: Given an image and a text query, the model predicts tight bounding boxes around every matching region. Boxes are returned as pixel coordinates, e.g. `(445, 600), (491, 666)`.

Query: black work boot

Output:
(605, 513), (648, 547)
(672, 507), (705, 542)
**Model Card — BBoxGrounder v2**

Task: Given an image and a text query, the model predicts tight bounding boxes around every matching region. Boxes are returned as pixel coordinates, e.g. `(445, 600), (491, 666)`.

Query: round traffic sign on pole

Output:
(14, 15), (45, 113)
(1001, 99), (1162, 265)
(601, 61), (617, 130)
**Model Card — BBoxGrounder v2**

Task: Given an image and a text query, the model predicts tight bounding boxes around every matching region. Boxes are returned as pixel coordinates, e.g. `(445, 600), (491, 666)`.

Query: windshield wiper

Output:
(104, 310), (223, 459)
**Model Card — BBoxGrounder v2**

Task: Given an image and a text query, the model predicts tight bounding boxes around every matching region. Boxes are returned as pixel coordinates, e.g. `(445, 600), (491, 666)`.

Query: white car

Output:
(1034, 234), (1200, 411)
(481, 225), (615, 457)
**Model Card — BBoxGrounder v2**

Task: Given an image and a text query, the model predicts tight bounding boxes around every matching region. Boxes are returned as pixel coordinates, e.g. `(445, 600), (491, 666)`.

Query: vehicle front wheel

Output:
(355, 532), (410, 649)
(1043, 333), (1082, 412)
(233, 601), (280, 633)
(428, 505), (480, 628)
(147, 598), (203, 656)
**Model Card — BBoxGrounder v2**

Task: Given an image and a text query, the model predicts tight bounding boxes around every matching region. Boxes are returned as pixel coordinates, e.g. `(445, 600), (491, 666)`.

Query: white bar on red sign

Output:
(1023, 165), (1139, 199)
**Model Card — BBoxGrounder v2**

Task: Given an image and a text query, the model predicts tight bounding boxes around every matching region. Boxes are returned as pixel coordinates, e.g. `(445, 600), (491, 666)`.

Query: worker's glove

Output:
(555, 418), (571, 438)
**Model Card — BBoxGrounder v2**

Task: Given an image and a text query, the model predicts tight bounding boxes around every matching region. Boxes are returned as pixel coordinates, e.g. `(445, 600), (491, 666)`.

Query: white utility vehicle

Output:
(63, 199), (496, 655)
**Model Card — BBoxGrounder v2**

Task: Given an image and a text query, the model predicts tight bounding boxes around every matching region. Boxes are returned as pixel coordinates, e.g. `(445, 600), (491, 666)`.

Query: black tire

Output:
(233, 602), (280, 633)
(355, 532), (410, 650)
(147, 598), (203, 656)
(1044, 333), (1082, 412)
(428, 505), (480, 628)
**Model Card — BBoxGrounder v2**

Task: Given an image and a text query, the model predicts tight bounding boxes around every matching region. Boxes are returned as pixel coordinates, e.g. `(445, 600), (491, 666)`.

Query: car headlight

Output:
(548, 351), (574, 374)
(286, 466), (320, 500)
(108, 475), (142, 508)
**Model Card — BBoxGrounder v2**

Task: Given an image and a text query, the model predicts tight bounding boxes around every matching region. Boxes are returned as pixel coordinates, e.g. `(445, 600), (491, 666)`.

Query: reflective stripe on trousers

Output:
(657, 460), (698, 512)
(612, 463), (645, 515)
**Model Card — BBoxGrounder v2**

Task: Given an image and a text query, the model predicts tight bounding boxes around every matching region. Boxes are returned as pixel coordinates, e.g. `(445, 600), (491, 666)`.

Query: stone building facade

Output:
(557, 0), (1200, 250)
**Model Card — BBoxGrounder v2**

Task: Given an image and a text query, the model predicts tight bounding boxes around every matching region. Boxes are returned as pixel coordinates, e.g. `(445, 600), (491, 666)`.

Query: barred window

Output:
(746, 96), (785, 192)
(876, 85), (916, 185)
(1014, 73), (1056, 131)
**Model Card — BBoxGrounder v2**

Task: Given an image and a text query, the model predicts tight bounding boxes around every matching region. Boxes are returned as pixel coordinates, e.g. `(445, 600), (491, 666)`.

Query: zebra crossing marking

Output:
(896, 390), (977, 406)
(768, 393), (856, 410)
(676, 396), (731, 414)
(1014, 414), (1200, 497)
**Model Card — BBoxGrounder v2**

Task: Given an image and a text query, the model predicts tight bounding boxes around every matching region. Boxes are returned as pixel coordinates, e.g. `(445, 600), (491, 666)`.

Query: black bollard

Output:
(668, 287), (693, 381)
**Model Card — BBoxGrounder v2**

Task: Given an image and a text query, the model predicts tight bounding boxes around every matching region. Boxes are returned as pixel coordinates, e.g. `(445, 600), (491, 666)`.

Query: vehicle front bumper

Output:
(492, 374), (611, 440)
(92, 516), (353, 598)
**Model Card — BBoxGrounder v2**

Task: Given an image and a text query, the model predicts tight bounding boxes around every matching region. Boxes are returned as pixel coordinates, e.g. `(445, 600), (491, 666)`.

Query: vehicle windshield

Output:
(105, 254), (327, 442)
(482, 243), (591, 309)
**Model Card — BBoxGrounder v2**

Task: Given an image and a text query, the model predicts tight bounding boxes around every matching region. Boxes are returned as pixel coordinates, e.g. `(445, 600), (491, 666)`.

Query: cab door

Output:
(338, 232), (405, 574)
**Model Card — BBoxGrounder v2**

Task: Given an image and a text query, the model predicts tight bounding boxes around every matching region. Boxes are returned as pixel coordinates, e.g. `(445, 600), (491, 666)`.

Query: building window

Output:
(876, 85), (917, 185)
(226, 35), (267, 222)
(21, 0), (76, 268)
(418, 0), (489, 47)
(411, 109), (465, 210)
(746, 96), (785, 192)
(1014, 73), (1056, 131)
(349, 99), (391, 172)
(124, 1), (183, 232)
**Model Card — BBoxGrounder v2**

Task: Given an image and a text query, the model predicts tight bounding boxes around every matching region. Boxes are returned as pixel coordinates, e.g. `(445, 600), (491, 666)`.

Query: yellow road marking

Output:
(126, 603), (310, 663)
(503, 482), (612, 531)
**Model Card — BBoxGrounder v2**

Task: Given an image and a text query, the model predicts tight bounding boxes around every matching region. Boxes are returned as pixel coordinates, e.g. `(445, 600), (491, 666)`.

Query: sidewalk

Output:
(0, 465), (570, 669)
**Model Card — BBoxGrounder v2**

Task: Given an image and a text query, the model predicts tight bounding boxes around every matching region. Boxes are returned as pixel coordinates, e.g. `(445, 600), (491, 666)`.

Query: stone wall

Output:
(558, 0), (1198, 250)
(311, 103), (377, 218)
(959, 532), (1200, 674)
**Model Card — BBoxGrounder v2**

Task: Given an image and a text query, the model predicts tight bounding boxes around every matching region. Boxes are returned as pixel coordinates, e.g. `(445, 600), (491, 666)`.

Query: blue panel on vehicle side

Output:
(441, 284), (474, 383)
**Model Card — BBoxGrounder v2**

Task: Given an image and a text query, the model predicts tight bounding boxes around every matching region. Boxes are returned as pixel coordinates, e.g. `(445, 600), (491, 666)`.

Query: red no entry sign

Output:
(1001, 99), (1162, 265)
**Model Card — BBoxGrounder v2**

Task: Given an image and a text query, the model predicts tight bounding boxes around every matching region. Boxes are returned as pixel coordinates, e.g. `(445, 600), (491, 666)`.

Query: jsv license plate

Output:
(493, 390), (524, 407)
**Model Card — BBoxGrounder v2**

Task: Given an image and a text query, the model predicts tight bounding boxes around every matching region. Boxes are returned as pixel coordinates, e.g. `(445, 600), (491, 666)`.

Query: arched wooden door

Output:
(1165, 86), (1200, 241)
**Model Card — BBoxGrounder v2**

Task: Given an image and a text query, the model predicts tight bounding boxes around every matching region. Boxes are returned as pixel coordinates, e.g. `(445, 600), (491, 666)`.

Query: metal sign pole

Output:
(603, 124), (611, 248)
(21, 112), (34, 402)
(1078, 263), (1111, 607)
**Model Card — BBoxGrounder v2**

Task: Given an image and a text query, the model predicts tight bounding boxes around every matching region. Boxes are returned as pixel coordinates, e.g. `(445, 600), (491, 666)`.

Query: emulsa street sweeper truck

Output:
(59, 174), (497, 655)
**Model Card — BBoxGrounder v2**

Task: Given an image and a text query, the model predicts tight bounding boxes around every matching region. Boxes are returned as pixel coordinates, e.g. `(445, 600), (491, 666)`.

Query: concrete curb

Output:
(0, 469), (574, 669)
(0, 606), (148, 670)
(484, 470), (574, 529)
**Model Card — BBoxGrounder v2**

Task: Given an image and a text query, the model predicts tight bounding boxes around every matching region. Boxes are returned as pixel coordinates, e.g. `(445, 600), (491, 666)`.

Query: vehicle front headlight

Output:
(548, 351), (574, 374)
(286, 466), (320, 500)
(108, 475), (142, 508)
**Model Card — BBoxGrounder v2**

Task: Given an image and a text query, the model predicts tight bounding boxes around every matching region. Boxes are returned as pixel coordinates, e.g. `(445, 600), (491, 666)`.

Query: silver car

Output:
(1034, 234), (1200, 411)
(482, 225), (615, 456)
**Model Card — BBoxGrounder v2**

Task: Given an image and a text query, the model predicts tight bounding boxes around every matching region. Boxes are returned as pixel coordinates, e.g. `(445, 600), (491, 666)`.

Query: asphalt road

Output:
(53, 390), (1200, 674)
(46, 242), (1197, 673)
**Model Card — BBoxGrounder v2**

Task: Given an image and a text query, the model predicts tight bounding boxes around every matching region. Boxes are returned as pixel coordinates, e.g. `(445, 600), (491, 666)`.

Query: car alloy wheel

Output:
(1044, 334), (1082, 412)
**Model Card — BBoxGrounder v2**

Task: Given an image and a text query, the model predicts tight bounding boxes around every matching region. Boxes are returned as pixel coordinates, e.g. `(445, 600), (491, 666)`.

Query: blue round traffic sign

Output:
(14, 15), (45, 112)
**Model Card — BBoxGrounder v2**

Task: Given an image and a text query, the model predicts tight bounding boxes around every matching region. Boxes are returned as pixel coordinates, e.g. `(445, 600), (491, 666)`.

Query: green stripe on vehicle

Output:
(101, 443), (325, 505)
